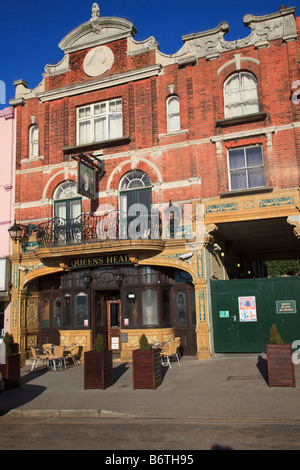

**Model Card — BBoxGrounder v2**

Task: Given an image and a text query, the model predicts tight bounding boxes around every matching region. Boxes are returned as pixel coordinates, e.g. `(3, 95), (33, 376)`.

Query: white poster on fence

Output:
(238, 296), (257, 322)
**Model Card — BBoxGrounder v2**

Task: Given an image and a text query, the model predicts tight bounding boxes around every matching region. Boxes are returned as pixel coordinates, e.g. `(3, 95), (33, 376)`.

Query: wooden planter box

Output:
(84, 350), (113, 389)
(0, 353), (21, 390)
(266, 344), (295, 387)
(9, 343), (19, 354)
(132, 348), (161, 390)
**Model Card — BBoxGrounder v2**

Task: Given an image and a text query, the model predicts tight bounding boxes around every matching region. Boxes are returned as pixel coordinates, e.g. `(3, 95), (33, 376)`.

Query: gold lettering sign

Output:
(69, 254), (131, 269)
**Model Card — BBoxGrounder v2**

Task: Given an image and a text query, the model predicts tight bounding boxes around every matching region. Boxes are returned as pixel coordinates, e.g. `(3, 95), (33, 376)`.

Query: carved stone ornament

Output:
(91, 3), (100, 21)
(83, 46), (114, 77)
(287, 215), (300, 238)
(26, 299), (38, 328)
(180, 7), (296, 60)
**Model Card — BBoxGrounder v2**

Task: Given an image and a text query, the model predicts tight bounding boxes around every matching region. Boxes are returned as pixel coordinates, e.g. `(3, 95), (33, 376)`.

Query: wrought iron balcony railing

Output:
(34, 205), (195, 249)
(36, 212), (164, 248)
(37, 213), (116, 248)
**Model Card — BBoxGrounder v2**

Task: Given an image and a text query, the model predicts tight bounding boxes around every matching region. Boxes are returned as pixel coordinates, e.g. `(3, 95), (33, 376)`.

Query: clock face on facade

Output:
(83, 46), (114, 77)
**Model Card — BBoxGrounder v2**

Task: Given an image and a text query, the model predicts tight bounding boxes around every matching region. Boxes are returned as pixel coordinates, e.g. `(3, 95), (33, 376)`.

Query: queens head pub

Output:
(34, 250), (198, 360)
(7, 4), (300, 364)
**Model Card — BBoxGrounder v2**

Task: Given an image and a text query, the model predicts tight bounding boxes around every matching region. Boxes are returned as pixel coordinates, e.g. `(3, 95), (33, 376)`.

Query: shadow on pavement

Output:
(113, 360), (170, 384)
(113, 362), (129, 382)
(0, 366), (50, 415)
(0, 384), (46, 415)
(256, 355), (269, 386)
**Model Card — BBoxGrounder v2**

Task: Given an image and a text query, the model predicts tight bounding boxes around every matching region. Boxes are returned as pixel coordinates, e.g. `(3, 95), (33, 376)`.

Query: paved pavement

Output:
(1, 354), (300, 421)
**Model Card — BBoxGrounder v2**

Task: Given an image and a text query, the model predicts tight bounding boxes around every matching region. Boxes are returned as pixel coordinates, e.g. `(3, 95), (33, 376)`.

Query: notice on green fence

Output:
(276, 300), (297, 314)
(238, 296), (257, 322)
(219, 310), (230, 318)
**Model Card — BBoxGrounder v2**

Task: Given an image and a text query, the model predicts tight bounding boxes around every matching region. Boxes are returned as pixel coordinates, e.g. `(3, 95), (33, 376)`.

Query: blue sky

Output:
(0, 0), (296, 109)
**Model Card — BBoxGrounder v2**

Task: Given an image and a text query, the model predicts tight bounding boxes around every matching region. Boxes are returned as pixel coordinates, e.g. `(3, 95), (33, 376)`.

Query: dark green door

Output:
(211, 277), (300, 353)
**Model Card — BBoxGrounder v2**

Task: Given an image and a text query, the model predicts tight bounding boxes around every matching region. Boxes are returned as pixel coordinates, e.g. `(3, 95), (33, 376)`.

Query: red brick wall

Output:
(14, 27), (300, 224)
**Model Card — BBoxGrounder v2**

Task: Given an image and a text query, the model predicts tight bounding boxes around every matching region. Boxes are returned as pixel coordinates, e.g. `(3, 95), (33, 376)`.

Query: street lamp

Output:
(81, 271), (91, 288)
(8, 220), (26, 243)
(113, 272), (124, 288)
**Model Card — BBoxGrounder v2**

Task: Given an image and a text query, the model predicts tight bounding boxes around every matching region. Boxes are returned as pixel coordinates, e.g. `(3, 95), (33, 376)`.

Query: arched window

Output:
(119, 170), (152, 239)
(53, 181), (82, 245)
(29, 124), (39, 157)
(120, 169), (152, 191)
(53, 181), (82, 220)
(166, 95), (181, 132)
(224, 72), (259, 118)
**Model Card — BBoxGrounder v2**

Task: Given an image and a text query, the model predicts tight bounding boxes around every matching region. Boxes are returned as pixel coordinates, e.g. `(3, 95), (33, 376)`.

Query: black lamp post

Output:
(8, 220), (25, 243)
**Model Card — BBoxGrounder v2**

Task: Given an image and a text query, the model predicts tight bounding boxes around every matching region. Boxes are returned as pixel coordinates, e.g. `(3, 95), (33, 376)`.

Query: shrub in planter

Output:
(139, 334), (151, 351)
(268, 324), (283, 345)
(93, 333), (105, 353)
(84, 334), (113, 390)
(132, 334), (161, 390)
(0, 333), (20, 390)
(266, 324), (295, 387)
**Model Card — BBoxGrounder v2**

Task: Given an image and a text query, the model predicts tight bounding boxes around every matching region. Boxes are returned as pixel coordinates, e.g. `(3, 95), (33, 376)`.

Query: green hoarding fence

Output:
(210, 277), (300, 353)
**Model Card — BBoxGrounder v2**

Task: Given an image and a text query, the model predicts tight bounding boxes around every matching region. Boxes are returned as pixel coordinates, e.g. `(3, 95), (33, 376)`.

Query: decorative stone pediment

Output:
(59, 4), (137, 54)
(179, 6), (296, 60)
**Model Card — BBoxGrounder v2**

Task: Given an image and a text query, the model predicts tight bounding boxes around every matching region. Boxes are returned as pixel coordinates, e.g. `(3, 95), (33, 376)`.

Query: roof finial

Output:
(91, 3), (100, 21)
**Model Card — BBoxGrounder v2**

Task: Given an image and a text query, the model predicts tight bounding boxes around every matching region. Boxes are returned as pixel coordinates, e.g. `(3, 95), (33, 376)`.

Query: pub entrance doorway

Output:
(93, 291), (121, 352)
(107, 299), (121, 353)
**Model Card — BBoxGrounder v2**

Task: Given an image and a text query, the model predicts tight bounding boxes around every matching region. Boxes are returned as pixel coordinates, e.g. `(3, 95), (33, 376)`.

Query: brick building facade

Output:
(9, 4), (300, 363)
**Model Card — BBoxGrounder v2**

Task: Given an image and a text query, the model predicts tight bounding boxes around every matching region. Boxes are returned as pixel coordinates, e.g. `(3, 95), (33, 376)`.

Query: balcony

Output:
(35, 211), (190, 249)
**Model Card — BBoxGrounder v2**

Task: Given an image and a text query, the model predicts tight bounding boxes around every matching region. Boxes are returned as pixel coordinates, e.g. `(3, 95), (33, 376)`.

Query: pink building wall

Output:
(0, 106), (16, 335)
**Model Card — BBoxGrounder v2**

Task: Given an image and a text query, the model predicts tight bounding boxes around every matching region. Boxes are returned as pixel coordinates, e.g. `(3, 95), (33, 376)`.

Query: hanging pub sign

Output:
(238, 296), (257, 322)
(78, 160), (96, 200)
(72, 152), (105, 200)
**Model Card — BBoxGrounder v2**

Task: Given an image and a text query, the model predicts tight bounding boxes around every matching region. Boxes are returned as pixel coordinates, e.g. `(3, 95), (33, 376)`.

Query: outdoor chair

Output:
(160, 338), (181, 368)
(64, 344), (80, 365)
(42, 343), (54, 354)
(48, 345), (67, 371)
(174, 337), (182, 360)
(42, 344), (54, 367)
(30, 347), (47, 371)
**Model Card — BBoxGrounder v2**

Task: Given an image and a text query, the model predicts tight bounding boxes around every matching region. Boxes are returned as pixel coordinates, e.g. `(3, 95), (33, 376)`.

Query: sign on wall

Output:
(276, 300), (297, 314)
(219, 310), (229, 318)
(69, 254), (131, 269)
(78, 160), (96, 200)
(238, 296), (257, 322)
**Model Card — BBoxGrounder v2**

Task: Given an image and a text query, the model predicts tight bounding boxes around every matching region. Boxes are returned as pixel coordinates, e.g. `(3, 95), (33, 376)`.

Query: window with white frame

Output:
(167, 95), (181, 133)
(77, 99), (122, 145)
(224, 72), (259, 118)
(228, 145), (265, 191)
(29, 124), (39, 157)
